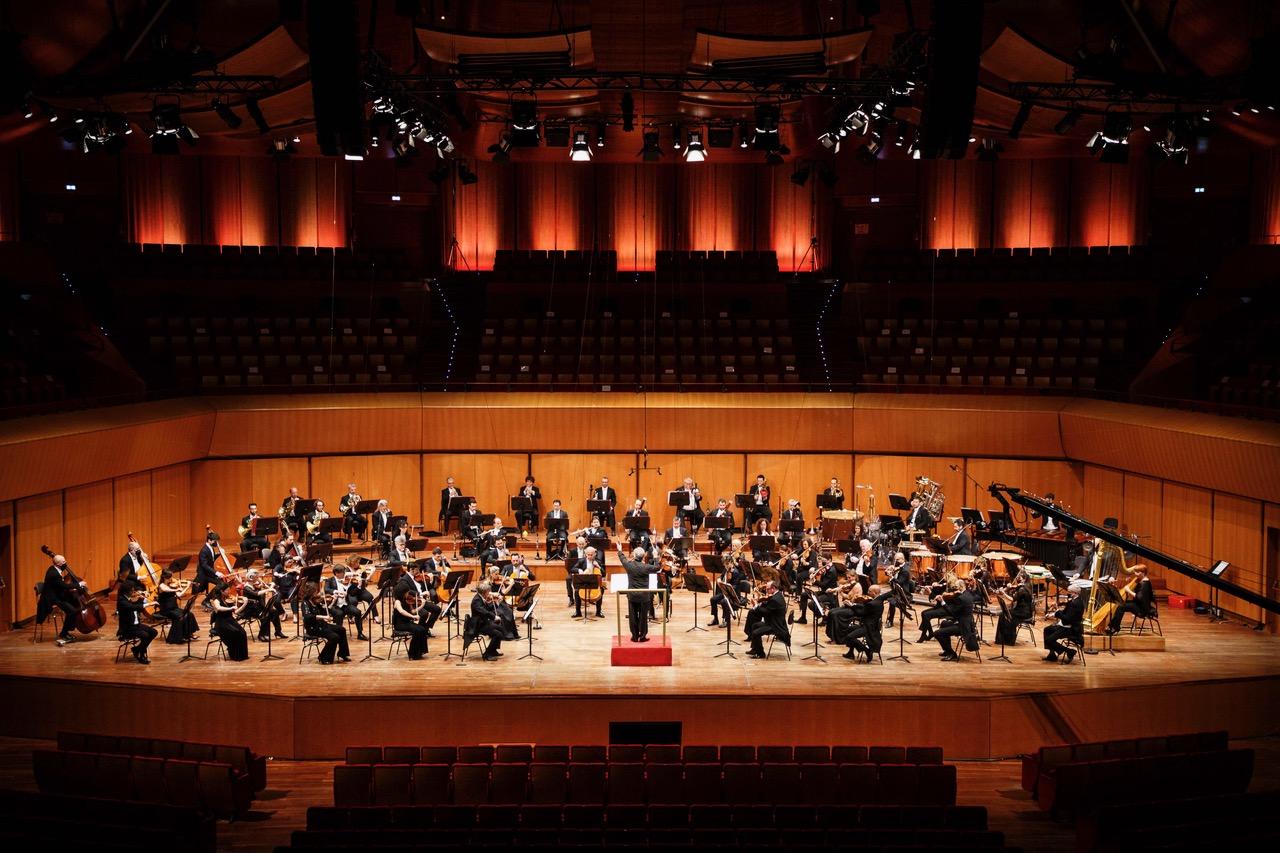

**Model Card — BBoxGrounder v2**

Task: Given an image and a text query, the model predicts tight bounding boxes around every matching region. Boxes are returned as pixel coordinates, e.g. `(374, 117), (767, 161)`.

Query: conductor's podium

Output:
(610, 588), (673, 666)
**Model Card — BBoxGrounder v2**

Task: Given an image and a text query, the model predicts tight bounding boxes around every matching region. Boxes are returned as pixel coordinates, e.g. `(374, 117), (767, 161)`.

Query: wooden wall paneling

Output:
(852, 394), (1066, 458)
(634, 454), (746, 531)
(1265, 503), (1280, 634)
(421, 454), (530, 529)
(0, 500), (13, 627)
(1121, 474), (1164, 586)
(746, 454), (857, 523)
(190, 460), (254, 546)
(853, 455), (965, 521)
(15, 492), (63, 620)
(252, 459), (312, 518)
(112, 473), (153, 560)
(309, 454), (423, 529)
(527, 454), (638, 530)
(63, 481), (116, 592)
(1081, 465), (1125, 526)
(1160, 483), (1213, 602)
(149, 463), (191, 551)
(645, 395), (853, 452)
(1212, 493), (1264, 621)
(208, 399), (424, 457)
(963, 459), (1083, 515)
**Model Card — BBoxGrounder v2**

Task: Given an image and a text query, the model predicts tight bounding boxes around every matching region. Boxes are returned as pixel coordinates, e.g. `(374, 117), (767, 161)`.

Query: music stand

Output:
(437, 597), (462, 660)
(519, 597), (542, 660)
(734, 494), (753, 521)
(801, 591), (828, 663)
(748, 535), (776, 556)
(254, 517), (280, 538)
(887, 493), (911, 512)
(446, 495), (471, 532)
(816, 493), (842, 512)
(684, 571), (711, 632)
(544, 515), (568, 560)
(232, 550), (258, 573)
(622, 516), (651, 534)
(1089, 583), (1122, 656)
(573, 575), (602, 621)
(586, 499), (613, 531)
(668, 489), (690, 508)
(779, 518), (803, 544)
(586, 536), (610, 567)
(887, 581), (914, 663)
(704, 515), (731, 532)
(988, 510), (1011, 533)
(317, 516), (346, 544)
(510, 495), (533, 529)
(167, 556), (192, 582)
(176, 592), (202, 663)
(372, 567), (400, 643)
(668, 535), (693, 561)
(989, 593), (1014, 664)
(714, 581), (741, 658)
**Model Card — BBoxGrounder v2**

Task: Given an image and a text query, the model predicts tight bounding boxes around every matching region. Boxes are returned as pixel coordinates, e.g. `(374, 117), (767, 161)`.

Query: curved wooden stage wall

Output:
(0, 393), (1276, 627)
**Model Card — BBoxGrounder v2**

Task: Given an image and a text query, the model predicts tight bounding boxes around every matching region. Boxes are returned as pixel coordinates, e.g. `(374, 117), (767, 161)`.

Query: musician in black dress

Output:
(709, 555), (746, 627)
(747, 474), (771, 527)
(469, 582), (506, 660)
(116, 584), (156, 664)
(995, 572), (1036, 645)
(844, 587), (893, 663)
(934, 581), (979, 661)
(301, 583), (348, 664)
(545, 500), (570, 559)
(749, 517), (775, 562)
(884, 552), (913, 628)
(515, 476), (541, 533)
(1107, 565), (1155, 634)
(1044, 582), (1087, 662)
(591, 477), (618, 532)
(39, 555), (83, 645)
(392, 585), (431, 660)
(208, 585), (249, 661)
(706, 499), (734, 555)
(156, 571), (198, 644)
(745, 580), (789, 658)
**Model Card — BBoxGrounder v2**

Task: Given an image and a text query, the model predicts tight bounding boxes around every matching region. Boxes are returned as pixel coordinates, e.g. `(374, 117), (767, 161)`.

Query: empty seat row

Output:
(57, 730), (267, 791)
(345, 744), (942, 766)
(1020, 730), (1227, 795)
(1037, 749), (1253, 817)
(0, 789), (215, 853)
(335, 761), (957, 808)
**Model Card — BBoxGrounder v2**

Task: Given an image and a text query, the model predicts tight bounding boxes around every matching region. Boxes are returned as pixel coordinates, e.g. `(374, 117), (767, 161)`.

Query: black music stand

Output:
(684, 571), (712, 632)
(704, 515), (732, 533)
(622, 516), (651, 536)
(307, 543), (334, 565)
(519, 597), (542, 661)
(1089, 583), (1121, 656)
(988, 510), (1011, 533)
(437, 570), (474, 660)
(801, 591), (828, 663)
(779, 518), (803, 543)
(667, 535), (693, 563)
(176, 592), (202, 663)
(510, 495), (533, 529)
(816, 493), (842, 513)
(437, 597), (462, 660)
(406, 537), (428, 553)
(253, 517), (281, 538)
(887, 493), (911, 512)
(748, 535), (776, 559)
(372, 567), (400, 643)
(714, 581), (741, 658)
(989, 594), (1014, 663)
(887, 581), (914, 663)
(573, 575), (603, 621)
(316, 516), (345, 544)
(446, 496), (471, 535)
(585, 535), (610, 567)
(586, 498), (614, 531)
(734, 494), (753, 524)
(544, 516), (569, 560)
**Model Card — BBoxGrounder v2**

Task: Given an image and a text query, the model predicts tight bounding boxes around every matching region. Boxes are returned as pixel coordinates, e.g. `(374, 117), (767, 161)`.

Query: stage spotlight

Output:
(672, 124), (683, 149)
(683, 130), (706, 162)
(1156, 115), (1191, 165)
(640, 130), (662, 161)
(212, 99), (242, 129)
(790, 164), (811, 186)
(268, 137), (297, 157)
(244, 98), (271, 134)
(570, 130), (594, 161)
(754, 102), (781, 150)
(1087, 112), (1131, 163)
(1008, 100), (1032, 139)
(149, 101), (198, 153)
(739, 121), (750, 148)
(856, 134), (882, 163)
(458, 162), (478, 185)
(621, 91), (634, 132)
(1054, 108), (1080, 135)
(488, 131), (512, 162)
(596, 122), (606, 147)
(511, 98), (540, 146)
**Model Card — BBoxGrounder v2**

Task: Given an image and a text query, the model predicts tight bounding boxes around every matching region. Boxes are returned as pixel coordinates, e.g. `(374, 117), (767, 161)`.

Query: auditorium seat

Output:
(411, 764), (450, 804)
(450, 763), (490, 804)
(333, 764), (372, 806)
(528, 762), (568, 803)
(567, 763), (607, 804)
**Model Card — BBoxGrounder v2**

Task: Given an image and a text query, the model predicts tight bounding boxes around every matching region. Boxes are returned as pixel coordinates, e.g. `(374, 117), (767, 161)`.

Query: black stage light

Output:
(212, 99), (242, 129)
(244, 98), (271, 134)
(458, 161), (478, 185)
(621, 91), (634, 132)
(640, 130), (662, 161)
(1008, 100), (1032, 139)
(1054, 109), (1080, 135)
(790, 164), (810, 186)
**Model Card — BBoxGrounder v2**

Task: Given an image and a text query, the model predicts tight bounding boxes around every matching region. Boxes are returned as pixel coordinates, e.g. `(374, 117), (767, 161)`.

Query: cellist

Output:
(571, 545), (604, 619)
(40, 553), (84, 646)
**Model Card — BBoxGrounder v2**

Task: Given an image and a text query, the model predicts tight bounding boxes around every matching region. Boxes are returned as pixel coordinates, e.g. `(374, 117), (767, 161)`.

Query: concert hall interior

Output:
(1, 1), (1280, 851)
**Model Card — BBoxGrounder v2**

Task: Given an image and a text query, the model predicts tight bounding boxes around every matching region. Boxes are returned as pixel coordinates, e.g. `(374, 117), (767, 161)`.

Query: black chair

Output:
(1128, 606), (1162, 637)
(387, 630), (412, 659)
(32, 584), (62, 643)
(298, 631), (325, 664)
(461, 614), (491, 662)
(1016, 618), (1037, 646)
(114, 634), (141, 663)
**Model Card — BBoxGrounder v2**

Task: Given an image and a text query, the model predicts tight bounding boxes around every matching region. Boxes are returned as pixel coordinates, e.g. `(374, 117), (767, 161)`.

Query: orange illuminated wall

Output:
(1251, 146), (1280, 245)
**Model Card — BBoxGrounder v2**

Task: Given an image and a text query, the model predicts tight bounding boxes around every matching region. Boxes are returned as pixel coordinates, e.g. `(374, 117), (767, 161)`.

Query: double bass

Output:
(40, 545), (108, 635)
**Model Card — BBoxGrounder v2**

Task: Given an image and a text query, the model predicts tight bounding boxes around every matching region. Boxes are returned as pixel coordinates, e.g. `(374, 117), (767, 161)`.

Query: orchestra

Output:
(34, 474), (1183, 671)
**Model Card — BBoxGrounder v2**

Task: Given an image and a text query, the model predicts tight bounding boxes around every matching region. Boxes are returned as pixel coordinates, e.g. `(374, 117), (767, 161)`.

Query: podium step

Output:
(610, 635), (673, 667)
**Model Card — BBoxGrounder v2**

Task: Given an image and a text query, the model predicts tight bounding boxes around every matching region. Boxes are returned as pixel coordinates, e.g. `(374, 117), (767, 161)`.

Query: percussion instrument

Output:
(909, 550), (938, 576)
(820, 510), (857, 544)
(981, 550), (1022, 581)
(945, 554), (977, 578)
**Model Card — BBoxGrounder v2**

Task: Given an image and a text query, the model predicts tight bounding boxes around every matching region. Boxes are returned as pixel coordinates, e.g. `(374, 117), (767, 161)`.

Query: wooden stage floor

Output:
(2, 595), (1278, 760)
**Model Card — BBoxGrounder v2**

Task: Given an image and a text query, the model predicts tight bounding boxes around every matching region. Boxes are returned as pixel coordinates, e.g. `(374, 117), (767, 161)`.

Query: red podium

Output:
(611, 635), (673, 666)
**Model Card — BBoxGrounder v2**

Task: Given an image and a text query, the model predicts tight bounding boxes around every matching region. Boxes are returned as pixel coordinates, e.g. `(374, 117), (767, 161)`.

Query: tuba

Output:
(917, 477), (945, 523)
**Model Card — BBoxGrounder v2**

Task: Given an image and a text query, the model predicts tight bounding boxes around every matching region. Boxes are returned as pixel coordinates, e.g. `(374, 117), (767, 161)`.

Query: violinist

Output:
(393, 564), (438, 633)
(339, 484), (367, 542)
(747, 474), (772, 527)
(675, 477), (704, 532)
(194, 530), (225, 596)
(625, 499), (651, 552)
(239, 503), (270, 553)
(707, 499), (734, 555)
(779, 499), (804, 549)
(545, 500), (570, 559)
(301, 582), (348, 664)
(116, 583), (156, 664)
(515, 476), (541, 533)
(341, 555), (378, 628)
(1044, 582), (1087, 662)
(942, 518), (973, 557)
(1107, 565), (1154, 635)
(389, 534), (415, 567)
(995, 570), (1035, 645)
(916, 577), (955, 643)
(843, 585), (894, 663)
(502, 553), (536, 614)
(824, 574), (863, 645)
(709, 552), (747, 627)
(933, 579), (979, 662)
(324, 566), (369, 641)
(157, 570), (198, 644)
(745, 579), (789, 659)
(794, 555), (836, 626)
(268, 538), (300, 622)
(208, 583), (250, 661)
(884, 552), (913, 628)
(40, 554), (85, 646)
(242, 569), (286, 642)
(392, 585), (431, 660)
(571, 546), (605, 619)
(469, 582), (506, 660)
(850, 538), (877, 592)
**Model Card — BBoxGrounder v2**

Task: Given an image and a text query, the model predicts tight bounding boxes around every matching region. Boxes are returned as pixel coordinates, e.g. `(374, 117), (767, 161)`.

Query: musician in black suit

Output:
(462, 501), (484, 543)
(1107, 566), (1155, 634)
(323, 567), (369, 641)
(119, 542), (147, 583)
(478, 517), (508, 574)
(844, 587), (893, 663)
(545, 500), (570, 559)
(706, 499), (734, 555)
(116, 585), (156, 664)
(279, 487), (302, 535)
(301, 583), (347, 664)
(617, 544), (658, 642)
(747, 474), (771, 527)
(663, 516), (688, 560)
(1044, 583), (1087, 662)
(239, 503), (270, 553)
(823, 478), (846, 510)
(675, 478), (704, 532)
(571, 546), (605, 618)
(515, 476), (541, 533)
(39, 555), (82, 644)
(745, 580), (789, 658)
(795, 558), (837, 625)
(942, 518), (973, 556)
(439, 477), (463, 533)
(371, 500), (394, 554)
(934, 583), (979, 661)
(388, 534), (415, 567)
(996, 572), (1036, 645)
(905, 497), (934, 532)
(709, 558), (746, 626)
(565, 536), (589, 606)
(194, 532), (224, 596)
(884, 552), (913, 628)
(624, 500), (651, 551)
(591, 478), (618, 531)
(469, 583), (505, 660)
(917, 579), (958, 643)
(779, 500), (804, 548)
(339, 485), (368, 541)
(268, 538), (300, 620)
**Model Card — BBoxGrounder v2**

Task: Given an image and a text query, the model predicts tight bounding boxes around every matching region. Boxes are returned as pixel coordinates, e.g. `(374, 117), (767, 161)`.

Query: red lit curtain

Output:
(1069, 159), (1145, 247)
(1250, 146), (1280, 245)
(920, 160), (991, 250)
(993, 158), (1068, 248)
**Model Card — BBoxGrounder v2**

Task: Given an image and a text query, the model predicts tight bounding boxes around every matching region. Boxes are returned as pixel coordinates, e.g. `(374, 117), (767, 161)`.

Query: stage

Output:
(2, 592), (1278, 761)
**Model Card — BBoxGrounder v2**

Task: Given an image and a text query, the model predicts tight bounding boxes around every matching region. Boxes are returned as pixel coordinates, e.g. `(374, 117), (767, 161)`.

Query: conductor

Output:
(616, 543), (658, 643)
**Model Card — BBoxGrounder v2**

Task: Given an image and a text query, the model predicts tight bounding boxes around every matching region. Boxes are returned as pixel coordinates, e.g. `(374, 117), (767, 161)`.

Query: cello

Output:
(40, 545), (107, 635)
(207, 524), (241, 591)
(127, 531), (161, 597)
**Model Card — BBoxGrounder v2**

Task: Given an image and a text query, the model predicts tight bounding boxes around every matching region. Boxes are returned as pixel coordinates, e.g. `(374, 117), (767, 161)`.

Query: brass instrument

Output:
(306, 510), (329, 535)
(279, 495), (298, 524)
(916, 476), (946, 523)
(237, 515), (260, 539)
